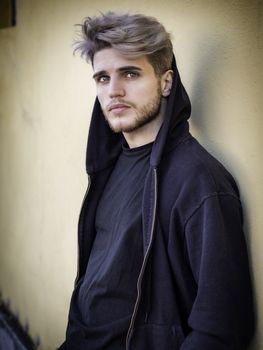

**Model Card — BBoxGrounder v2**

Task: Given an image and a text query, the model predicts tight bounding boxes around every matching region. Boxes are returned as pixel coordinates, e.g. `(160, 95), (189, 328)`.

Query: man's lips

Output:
(108, 103), (131, 113)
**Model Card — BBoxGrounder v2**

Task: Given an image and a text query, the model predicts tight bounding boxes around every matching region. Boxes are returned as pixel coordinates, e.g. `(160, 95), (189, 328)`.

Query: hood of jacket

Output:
(85, 55), (191, 175)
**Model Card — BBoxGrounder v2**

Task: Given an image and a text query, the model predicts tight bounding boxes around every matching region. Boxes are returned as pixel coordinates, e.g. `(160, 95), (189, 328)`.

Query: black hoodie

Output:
(59, 57), (255, 350)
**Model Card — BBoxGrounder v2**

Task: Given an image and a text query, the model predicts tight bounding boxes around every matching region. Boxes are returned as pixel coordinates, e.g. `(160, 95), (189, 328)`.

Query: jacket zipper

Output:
(126, 168), (158, 349)
(75, 176), (91, 285)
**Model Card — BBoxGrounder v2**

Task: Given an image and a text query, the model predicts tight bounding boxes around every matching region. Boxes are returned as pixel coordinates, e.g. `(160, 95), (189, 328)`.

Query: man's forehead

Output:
(93, 48), (153, 73)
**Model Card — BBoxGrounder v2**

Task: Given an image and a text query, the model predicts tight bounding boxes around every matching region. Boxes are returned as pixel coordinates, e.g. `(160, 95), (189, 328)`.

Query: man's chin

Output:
(108, 124), (137, 134)
(106, 118), (137, 134)
(105, 110), (161, 134)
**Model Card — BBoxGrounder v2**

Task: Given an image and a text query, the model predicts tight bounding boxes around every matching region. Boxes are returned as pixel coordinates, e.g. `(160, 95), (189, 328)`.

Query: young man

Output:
(58, 12), (255, 350)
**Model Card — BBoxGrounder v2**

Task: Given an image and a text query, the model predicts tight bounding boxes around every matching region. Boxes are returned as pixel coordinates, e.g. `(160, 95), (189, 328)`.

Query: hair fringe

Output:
(73, 12), (173, 74)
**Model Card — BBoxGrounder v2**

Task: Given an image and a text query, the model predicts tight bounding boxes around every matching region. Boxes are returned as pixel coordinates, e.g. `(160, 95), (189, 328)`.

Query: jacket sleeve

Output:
(180, 194), (255, 350)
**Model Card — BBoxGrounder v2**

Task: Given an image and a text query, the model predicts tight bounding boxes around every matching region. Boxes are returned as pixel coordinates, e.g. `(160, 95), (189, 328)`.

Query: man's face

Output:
(93, 48), (166, 134)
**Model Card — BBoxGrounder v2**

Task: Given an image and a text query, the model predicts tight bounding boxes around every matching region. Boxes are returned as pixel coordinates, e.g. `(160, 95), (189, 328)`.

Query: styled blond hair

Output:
(74, 12), (173, 76)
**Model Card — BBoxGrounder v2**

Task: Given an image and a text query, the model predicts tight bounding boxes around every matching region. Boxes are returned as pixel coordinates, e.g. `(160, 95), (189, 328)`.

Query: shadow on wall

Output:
(190, 36), (225, 139)
(189, 34), (247, 192)
(189, 32), (255, 240)
(189, 32), (254, 233)
(189, 35), (258, 350)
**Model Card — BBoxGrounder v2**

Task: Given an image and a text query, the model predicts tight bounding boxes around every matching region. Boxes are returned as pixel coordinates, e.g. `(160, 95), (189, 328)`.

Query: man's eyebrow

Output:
(92, 66), (142, 80)
(117, 65), (142, 73)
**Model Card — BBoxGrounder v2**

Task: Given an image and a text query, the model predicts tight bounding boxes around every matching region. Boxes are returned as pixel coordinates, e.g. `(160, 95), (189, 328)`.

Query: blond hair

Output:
(74, 12), (173, 76)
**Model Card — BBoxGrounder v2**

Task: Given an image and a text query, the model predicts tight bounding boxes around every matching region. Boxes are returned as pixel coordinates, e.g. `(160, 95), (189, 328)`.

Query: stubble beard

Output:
(103, 85), (163, 134)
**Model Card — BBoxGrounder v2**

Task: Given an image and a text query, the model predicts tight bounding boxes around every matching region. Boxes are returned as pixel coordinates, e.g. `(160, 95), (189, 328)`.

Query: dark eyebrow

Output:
(92, 66), (142, 80)
(117, 65), (142, 73)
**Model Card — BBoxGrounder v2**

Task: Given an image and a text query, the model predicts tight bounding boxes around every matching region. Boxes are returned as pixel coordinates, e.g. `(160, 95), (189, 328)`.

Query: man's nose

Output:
(109, 78), (125, 98)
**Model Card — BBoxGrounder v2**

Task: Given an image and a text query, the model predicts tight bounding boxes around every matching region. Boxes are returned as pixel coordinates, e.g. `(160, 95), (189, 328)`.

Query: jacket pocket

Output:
(129, 323), (184, 350)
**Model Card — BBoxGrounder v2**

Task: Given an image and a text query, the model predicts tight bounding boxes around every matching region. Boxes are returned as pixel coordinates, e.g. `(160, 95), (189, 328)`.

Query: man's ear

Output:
(161, 70), (173, 97)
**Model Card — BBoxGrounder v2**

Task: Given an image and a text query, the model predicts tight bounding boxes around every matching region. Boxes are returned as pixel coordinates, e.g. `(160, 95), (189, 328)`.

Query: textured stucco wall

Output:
(0, 1), (262, 349)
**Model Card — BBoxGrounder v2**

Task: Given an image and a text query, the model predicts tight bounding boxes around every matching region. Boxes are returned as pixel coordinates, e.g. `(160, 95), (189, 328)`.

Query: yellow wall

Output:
(0, 1), (262, 349)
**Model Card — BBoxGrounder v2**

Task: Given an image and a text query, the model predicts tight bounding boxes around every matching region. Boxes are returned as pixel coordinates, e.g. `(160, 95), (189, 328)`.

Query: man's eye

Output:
(96, 76), (109, 84)
(125, 71), (139, 79)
